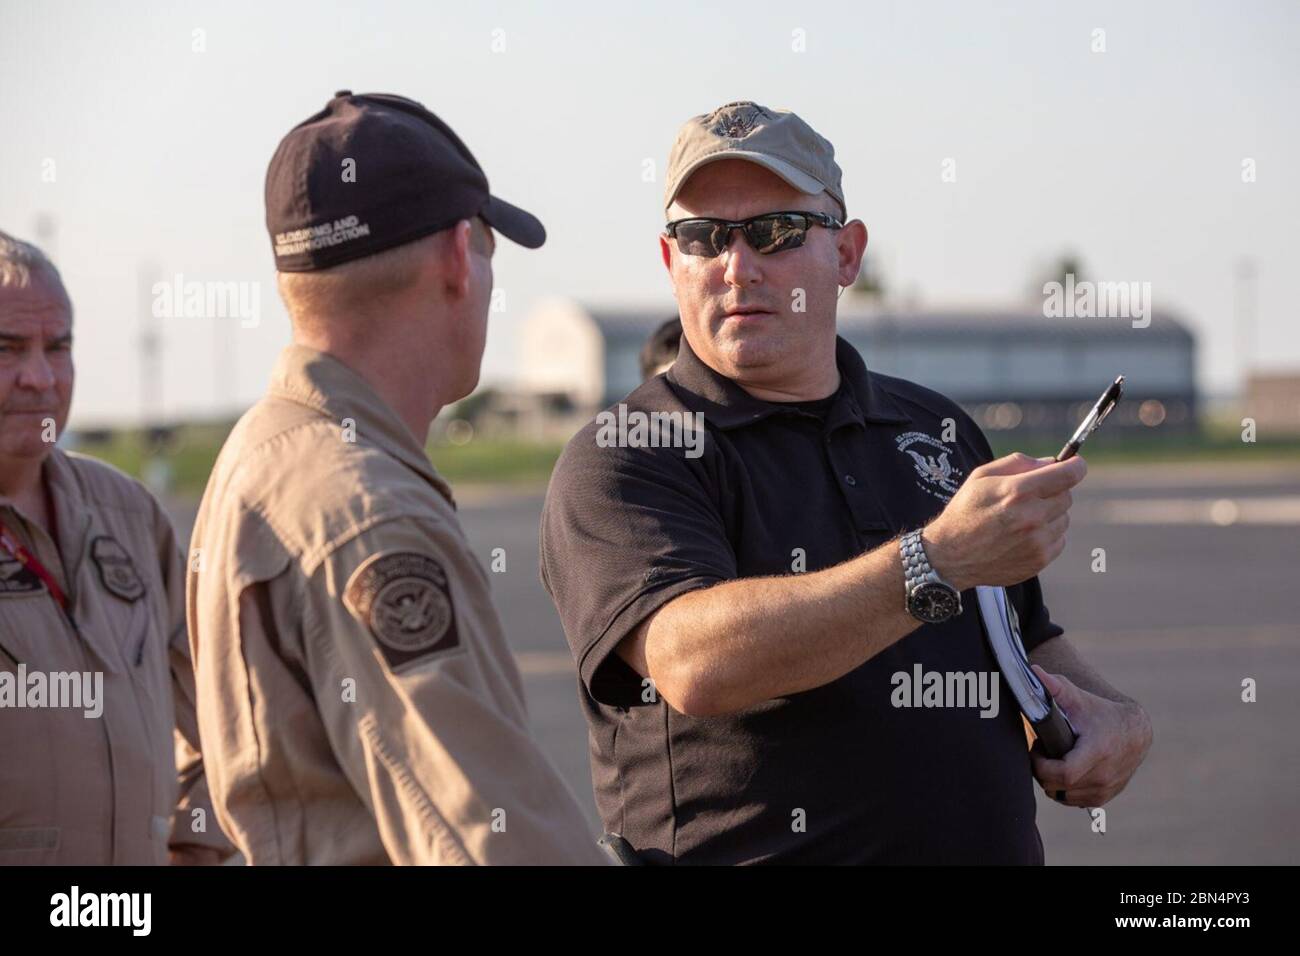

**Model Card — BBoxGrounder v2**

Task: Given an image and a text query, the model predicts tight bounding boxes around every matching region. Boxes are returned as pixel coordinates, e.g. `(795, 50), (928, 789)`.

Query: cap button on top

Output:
(334, 89), (352, 98)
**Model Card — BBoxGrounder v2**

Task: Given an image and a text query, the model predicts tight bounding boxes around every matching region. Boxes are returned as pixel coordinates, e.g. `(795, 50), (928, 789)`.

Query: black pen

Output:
(1056, 375), (1125, 462)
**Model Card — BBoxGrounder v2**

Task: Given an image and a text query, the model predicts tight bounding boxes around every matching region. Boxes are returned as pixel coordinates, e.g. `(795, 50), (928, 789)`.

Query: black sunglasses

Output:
(664, 210), (844, 258)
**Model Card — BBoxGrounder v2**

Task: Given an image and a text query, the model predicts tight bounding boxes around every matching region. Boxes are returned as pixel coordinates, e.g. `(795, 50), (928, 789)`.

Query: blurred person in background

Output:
(639, 316), (682, 380)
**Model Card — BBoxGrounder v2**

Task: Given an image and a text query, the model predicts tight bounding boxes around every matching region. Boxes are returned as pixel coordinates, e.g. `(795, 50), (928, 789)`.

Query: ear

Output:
(659, 232), (675, 276)
(444, 219), (474, 300)
(837, 219), (868, 288)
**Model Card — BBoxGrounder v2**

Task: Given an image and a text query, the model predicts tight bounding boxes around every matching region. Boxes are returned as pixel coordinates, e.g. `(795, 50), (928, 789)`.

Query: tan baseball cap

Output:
(663, 100), (846, 218)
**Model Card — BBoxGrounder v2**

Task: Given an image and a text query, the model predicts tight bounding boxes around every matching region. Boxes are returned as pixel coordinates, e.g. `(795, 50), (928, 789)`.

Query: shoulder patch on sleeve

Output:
(343, 551), (460, 669)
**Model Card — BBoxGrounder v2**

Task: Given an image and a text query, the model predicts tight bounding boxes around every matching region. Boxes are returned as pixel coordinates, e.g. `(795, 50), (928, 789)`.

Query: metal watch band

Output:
(899, 528), (962, 623)
(899, 528), (938, 594)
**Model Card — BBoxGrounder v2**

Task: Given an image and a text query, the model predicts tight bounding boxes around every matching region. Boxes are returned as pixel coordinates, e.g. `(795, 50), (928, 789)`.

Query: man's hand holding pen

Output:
(922, 452), (1088, 591)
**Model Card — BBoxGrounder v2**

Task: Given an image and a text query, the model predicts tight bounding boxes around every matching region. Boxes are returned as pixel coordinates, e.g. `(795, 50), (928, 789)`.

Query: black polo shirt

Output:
(539, 334), (1064, 865)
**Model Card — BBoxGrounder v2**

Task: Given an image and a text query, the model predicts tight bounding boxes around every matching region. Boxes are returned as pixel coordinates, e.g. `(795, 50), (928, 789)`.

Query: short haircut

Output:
(640, 316), (683, 380)
(276, 231), (439, 323)
(276, 217), (493, 324)
(0, 229), (70, 306)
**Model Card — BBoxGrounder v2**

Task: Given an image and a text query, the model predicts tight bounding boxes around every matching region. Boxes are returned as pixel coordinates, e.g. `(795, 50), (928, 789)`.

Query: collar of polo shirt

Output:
(665, 335), (914, 430)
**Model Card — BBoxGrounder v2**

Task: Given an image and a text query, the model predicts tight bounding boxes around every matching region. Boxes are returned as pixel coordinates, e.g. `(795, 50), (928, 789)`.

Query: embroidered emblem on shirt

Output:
(344, 552), (460, 669)
(0, 556), (45, 596)
(895, 431), (965, 502)
(91, 536), (145, 602)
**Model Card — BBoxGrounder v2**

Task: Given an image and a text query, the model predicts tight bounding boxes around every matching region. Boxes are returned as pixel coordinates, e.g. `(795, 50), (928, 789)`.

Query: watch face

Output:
(909, 582), (961, 623)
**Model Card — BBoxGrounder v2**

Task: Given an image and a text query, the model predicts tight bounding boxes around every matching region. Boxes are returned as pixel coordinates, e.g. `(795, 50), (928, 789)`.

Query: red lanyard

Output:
(0, 517), (71, 611)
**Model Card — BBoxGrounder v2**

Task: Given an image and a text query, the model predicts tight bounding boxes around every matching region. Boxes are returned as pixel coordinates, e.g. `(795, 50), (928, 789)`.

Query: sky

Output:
(2, 0), (1297, 426)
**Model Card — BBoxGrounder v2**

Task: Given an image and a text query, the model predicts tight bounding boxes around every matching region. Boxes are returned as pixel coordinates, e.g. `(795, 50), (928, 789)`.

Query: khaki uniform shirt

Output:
(0, 449), (228, 864)
(187, 345), (604, 865)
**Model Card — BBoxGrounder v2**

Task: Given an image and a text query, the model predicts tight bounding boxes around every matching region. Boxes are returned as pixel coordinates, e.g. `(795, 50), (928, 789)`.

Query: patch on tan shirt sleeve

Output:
(343, 551), (461, 671)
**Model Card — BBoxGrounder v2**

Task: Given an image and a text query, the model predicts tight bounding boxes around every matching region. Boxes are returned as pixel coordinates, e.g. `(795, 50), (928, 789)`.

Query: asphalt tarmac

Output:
(170, 460), (1300, 864)
(455, 461), (1300, 864)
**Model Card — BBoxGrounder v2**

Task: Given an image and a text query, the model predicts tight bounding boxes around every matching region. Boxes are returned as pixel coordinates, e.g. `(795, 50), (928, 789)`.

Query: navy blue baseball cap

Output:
(265, 90), (545, 272)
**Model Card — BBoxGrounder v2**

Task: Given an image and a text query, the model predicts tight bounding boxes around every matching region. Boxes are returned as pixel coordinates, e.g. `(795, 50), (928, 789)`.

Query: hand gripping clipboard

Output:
(975, 585), (1078, 758)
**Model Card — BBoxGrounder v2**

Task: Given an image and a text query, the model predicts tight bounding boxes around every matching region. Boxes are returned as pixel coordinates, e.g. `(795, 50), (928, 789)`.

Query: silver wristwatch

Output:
(899, 528), (962, 624)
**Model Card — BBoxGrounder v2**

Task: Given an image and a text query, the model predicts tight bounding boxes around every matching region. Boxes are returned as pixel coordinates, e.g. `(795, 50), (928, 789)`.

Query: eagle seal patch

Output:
(344, 552), (460, 669)
(706, 101), (767, 140)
